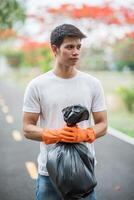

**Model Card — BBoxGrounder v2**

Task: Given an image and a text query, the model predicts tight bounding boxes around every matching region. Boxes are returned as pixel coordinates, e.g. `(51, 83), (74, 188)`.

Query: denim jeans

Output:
(36, 174), (97, 200)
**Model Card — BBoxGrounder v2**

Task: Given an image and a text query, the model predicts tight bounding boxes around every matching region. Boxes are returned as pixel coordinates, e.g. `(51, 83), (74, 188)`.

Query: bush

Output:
(117, 86), (134, 112)
(38, 47), (53, 72)
(113, 38), (134, 71)
(21, 47), (53, 72)
(3, 46), (53, 72)
(5, 51), (24, 68)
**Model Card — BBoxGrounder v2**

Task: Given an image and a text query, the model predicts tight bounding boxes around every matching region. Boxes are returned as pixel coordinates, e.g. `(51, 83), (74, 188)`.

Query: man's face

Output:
(52, 37), (82, 67)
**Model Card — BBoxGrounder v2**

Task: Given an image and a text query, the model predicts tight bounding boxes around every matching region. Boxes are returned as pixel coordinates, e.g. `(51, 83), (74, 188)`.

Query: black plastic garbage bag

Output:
(62, 104), (89, 126)
(46, 105), (97, 200)
(47, 143), (97, 200)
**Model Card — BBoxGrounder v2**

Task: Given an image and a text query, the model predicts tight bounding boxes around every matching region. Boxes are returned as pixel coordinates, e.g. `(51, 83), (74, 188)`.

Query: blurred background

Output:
(0, 0), (134, 136)
(0, 1), (134, 200)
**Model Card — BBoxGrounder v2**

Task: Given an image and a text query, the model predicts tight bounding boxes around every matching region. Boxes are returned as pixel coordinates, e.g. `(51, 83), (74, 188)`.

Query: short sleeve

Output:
(23, 81), (41, 113)
(91, 80), (107, 112)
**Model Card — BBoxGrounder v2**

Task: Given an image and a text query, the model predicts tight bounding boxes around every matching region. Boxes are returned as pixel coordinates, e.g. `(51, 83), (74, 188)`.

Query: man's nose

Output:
(72, 48), (79, 55)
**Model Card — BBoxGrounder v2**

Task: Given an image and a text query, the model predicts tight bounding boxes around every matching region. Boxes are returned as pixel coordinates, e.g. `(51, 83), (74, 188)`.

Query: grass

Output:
(108, 109), (134, 137)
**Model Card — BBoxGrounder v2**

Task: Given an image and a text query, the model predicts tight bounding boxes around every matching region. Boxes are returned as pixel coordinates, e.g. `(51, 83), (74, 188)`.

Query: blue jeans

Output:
(36, 174), (97, 200)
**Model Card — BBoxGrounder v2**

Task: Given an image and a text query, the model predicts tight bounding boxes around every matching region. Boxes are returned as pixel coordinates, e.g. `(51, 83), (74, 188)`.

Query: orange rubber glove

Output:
(63, 125), (96, 143)
(42, 128), (76, 144)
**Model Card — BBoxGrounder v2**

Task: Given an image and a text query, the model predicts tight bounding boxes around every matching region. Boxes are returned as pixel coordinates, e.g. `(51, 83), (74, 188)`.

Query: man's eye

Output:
(67, 45), (73, 49)
(77, 45), (81, 50)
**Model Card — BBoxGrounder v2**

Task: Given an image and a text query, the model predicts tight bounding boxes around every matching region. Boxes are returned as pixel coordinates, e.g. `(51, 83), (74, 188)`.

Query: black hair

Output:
(50, 24), (86, 48)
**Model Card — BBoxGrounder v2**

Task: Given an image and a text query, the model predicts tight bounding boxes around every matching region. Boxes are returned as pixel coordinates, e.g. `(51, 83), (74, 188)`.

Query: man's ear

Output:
(51, 45), (59, 57)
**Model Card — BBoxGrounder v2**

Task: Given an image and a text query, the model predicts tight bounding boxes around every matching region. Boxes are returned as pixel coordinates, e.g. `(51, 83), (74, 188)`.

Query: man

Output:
(22, 24), (107, 200)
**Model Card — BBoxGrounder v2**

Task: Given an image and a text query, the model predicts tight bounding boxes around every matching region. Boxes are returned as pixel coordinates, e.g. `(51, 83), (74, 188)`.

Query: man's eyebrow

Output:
(67, 44), (74, 46)
(66, 43), (81, 46)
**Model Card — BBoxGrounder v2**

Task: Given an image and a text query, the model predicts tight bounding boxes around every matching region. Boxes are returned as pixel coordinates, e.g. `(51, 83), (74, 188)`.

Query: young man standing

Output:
(22, 24), (107, 200)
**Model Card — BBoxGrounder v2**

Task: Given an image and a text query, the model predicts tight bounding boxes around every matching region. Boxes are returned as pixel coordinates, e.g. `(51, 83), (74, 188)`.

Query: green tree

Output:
(0, 0), (25, 29)
(113, 38), (134, 71)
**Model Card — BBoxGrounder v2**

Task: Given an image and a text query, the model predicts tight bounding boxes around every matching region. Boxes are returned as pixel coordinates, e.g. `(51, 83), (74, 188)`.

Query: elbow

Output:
(23, 130), (29, 139)
(103, 123), (108, 136)
(23, 126), (30, 139)
(23, 131), (29, 139)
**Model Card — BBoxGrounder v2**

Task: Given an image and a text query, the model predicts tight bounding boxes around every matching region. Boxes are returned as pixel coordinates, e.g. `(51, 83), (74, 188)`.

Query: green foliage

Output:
(113, 38), (134, 71)
(3, 46), (53, 72)
(117, 86), (134, 112)
(117, 61), (134, 71)
(22, 47), (53, 72)
(5, 50), (24, 68)
(0, 0), (25, 29)
(38, 48), (53, 72)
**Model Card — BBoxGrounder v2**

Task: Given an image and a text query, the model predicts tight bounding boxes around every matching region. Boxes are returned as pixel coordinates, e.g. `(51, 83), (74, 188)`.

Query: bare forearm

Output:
(23, 124), (43, 141)
(92, 122), (107, 139)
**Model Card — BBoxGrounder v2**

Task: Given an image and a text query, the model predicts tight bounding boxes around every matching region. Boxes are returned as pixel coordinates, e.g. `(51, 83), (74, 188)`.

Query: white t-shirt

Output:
(23, 69), (106, 176)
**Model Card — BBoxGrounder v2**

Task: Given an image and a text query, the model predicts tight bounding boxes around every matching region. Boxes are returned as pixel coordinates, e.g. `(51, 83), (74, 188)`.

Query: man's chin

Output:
(69, 63), (77, 67)
(70, 60), (79, 67)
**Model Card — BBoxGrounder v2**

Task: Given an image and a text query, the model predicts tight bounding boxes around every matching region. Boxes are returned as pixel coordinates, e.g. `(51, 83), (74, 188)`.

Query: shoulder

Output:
(78, 70), (101, 85)
(78, 71), (104, 96)
(26, 70), (53, 88)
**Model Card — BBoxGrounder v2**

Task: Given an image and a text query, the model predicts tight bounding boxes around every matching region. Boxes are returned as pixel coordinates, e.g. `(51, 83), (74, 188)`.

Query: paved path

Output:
(0, 79), (134, 200)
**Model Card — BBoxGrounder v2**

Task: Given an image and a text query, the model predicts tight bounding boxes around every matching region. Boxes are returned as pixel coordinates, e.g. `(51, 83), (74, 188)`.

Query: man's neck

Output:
(53, 63), (77, 79)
